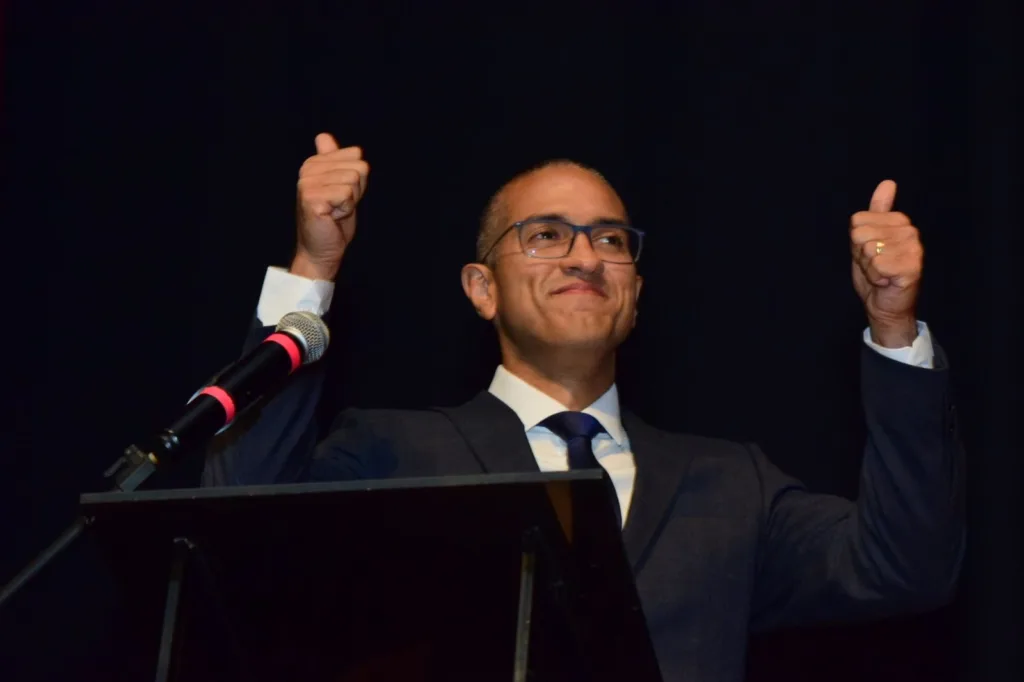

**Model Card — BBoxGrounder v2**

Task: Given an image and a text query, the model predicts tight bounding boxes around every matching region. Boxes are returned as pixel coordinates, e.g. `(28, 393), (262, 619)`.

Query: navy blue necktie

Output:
(541, 411), (622, 528)
(540, 411), (605, 470)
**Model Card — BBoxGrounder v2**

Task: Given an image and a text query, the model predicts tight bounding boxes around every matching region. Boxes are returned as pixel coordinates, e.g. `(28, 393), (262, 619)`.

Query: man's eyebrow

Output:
(592, 216), (629, 226)
(518, 213), (630, 226)
(519, 212), (569, 223)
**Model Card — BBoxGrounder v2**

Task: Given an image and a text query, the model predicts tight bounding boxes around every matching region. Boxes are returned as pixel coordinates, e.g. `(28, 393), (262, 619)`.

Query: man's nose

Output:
(561, 231), (603, 272)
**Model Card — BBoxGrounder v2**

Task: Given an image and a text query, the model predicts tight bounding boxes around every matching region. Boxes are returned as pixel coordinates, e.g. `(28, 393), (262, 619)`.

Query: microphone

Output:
(108, 311), (330, 491)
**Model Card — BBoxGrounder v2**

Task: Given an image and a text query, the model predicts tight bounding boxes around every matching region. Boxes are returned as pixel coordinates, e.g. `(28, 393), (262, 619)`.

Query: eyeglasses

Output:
(481, 218), (645, 265)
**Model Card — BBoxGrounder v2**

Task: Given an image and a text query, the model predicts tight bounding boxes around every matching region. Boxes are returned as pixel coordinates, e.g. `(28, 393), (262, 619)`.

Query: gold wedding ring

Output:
(875, 241), (885, 256)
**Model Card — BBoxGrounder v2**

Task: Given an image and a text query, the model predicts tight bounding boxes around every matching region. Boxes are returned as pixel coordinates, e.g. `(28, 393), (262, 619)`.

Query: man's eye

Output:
(596, 234), (625, 246)
(593, 228), (630, 250)
(525, 223), (568, 242)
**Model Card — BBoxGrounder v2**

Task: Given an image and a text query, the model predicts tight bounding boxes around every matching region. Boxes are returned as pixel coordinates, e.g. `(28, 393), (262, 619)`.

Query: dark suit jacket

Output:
(202, 326), (965, 682)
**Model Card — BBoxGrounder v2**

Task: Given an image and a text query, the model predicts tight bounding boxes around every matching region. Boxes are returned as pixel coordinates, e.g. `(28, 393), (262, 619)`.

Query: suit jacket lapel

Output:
(435, 391), (539, 474)
(621, 411), (694, 572)
(438, 396), (692, 572)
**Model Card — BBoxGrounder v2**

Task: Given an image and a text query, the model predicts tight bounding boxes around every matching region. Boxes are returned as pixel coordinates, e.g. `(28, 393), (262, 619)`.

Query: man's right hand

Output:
(291, 133), (370, 281)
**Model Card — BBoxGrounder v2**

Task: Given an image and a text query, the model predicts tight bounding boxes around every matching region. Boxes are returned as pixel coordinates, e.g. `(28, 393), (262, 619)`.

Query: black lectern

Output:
(81, 471), (662, 682)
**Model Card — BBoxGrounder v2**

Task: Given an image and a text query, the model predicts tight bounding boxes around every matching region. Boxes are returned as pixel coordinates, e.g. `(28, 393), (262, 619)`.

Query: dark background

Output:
(2, 1), (1020, 680)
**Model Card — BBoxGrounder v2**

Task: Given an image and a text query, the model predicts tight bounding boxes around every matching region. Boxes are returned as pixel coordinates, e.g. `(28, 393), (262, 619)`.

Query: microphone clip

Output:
(104, 443), (160, 493)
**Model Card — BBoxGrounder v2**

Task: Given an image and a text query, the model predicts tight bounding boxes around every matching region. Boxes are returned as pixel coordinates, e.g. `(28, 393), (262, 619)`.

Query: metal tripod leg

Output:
(154, 537), (194, 682)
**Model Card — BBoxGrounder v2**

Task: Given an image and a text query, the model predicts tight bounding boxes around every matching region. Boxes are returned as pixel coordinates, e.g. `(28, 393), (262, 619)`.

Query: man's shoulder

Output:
(331, 391), (503, 435)
(665, 430), (751, 457)
(319, 394), (506, 478)
(333, 405), (455, 432)
(623, 410), (754, 460)
(623, 412), (768, 512)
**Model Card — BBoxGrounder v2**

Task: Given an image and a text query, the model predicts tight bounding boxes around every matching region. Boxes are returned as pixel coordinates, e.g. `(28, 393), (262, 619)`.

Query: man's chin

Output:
(503, 316), (629, 354)
(543, 327), (623, 352)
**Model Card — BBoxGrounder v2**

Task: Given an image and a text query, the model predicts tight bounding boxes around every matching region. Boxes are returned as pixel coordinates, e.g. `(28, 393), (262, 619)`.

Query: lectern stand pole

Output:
(512, 548), (537, 682)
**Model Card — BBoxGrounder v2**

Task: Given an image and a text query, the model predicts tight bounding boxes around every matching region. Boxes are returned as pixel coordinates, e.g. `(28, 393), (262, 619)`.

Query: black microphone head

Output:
(277, 311), (330, 364)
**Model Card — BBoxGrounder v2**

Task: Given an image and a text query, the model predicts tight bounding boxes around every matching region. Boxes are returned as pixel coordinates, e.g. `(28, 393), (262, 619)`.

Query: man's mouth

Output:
(551, 283), (607, 298)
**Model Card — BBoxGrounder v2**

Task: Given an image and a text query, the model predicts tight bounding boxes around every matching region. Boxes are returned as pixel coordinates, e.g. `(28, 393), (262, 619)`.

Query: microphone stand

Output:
(1, 311), (326, 682)
(0, 353), (230, 608)
(0, 443), (158, 607)
(0, 441), (235, 682)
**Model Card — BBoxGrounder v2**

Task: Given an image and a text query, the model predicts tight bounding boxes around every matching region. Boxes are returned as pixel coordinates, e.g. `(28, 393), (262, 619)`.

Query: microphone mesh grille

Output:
(276, 311), (330, 364)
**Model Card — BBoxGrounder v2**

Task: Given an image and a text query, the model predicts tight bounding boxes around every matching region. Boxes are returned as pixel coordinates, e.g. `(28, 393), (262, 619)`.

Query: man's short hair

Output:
(475, 160), (609, 264)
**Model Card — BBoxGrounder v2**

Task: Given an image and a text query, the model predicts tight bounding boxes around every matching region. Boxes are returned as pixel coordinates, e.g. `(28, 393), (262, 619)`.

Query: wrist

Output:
(869, 316), (918, 348)
(289, 251), (340, 281)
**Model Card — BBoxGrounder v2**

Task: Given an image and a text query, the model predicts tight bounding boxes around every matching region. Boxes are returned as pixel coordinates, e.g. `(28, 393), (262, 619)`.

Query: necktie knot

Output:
(540, 411), (605, 470)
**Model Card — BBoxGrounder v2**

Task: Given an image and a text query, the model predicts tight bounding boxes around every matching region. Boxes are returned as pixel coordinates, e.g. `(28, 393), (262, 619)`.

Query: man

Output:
(203, 133), (965, 681)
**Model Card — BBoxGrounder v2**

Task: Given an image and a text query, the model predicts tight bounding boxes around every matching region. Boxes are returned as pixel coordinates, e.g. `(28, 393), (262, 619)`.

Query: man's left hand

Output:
(850, 180), (923, 348)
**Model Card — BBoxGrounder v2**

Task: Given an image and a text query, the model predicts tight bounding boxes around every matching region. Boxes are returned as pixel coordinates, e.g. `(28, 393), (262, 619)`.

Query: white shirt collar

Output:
(487, 365), (627, 446)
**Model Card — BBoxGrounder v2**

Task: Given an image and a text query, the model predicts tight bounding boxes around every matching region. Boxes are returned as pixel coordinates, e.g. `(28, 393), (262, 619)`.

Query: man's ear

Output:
(461, 263), (498, 320)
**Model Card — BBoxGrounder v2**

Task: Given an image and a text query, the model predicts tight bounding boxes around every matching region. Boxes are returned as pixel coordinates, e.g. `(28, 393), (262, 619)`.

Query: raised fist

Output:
(849, 180), (924, 347)
(291, 133), (370, 281)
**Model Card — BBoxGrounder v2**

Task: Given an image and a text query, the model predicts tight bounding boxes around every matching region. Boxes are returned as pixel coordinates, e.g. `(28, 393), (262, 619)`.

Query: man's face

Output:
(464, 165), (643, 356)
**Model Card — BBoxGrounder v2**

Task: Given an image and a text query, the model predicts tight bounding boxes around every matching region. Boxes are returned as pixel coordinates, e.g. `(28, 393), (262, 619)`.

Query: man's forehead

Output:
(504, 165), (626, 220)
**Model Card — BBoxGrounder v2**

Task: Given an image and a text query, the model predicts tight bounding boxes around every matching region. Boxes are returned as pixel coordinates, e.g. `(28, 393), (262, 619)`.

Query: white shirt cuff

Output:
(862, 320), (934, 369)
(255, 266), (335, 326)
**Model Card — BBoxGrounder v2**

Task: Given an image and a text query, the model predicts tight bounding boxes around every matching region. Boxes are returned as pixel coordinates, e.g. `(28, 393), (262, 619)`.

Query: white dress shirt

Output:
(255, 266), (937, 523)
(487, 365), (637, 524)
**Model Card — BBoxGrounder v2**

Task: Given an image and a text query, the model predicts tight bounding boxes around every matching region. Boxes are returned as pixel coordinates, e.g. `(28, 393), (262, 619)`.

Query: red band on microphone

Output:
(198, 385), (236, 424)
(266, 332), (302, 372)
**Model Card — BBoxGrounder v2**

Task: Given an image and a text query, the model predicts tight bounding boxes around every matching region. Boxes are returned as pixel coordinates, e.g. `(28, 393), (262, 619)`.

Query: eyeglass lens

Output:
(520, 221), (640, 263)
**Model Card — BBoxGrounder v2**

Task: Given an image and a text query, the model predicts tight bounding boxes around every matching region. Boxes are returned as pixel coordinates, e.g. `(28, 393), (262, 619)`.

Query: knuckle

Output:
(901, 224), (920, 240)
(323, 169), (356, 183)
(327, 183), (356, 201)
(337, 160), (368, 176)
(310, 162), (368, 179)
(299, 158), (332, 177)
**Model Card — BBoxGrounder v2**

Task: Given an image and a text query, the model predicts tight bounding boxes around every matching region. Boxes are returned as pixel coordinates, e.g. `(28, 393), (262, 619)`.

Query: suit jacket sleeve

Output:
(748, 343), (966, 631)
(200, 320), (328, 486)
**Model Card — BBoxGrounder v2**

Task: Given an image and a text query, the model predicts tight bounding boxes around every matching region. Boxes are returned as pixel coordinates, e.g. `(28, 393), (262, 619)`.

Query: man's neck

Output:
(500, 347), (616, 411)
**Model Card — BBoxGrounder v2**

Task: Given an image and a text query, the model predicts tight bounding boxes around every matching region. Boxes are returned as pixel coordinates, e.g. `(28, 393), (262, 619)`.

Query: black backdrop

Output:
(2, 1), (1021, 681)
